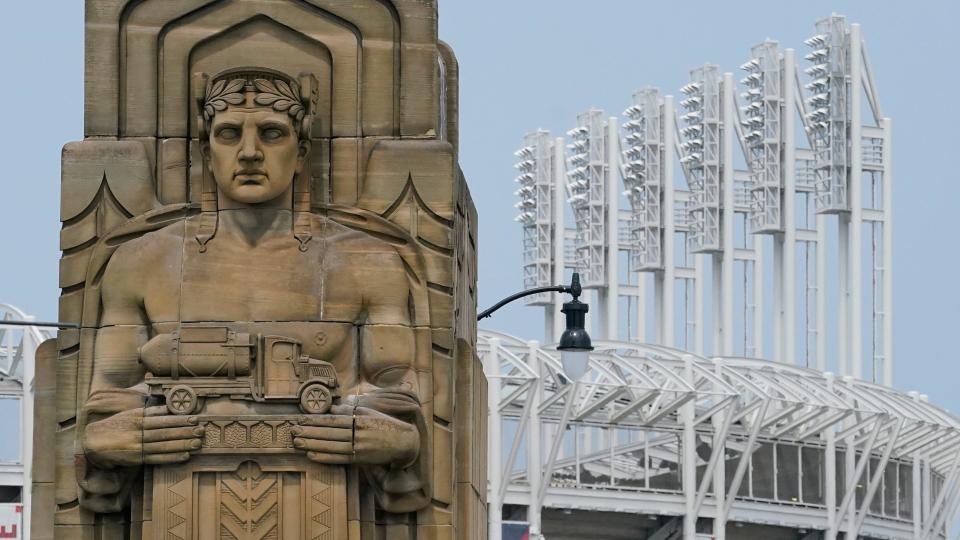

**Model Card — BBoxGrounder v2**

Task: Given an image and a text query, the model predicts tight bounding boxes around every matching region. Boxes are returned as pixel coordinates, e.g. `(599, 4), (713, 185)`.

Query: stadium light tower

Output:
(738, 40), (802, 367)
(681, 66), (722, 254)
(680, 65), (736, 355)
(566, 110), (620, 339)
(622, 89), (664, 270)
(802, 15), (893, 385)
(622, 88), (677, 347)
(741, 41), (783, 234)
(805, 16), (849, 214)
(514, 130), (566, 341)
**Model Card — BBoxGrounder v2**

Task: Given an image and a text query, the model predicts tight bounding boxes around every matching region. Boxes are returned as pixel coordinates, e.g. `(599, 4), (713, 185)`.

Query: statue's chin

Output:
(222, 184), (290, 206)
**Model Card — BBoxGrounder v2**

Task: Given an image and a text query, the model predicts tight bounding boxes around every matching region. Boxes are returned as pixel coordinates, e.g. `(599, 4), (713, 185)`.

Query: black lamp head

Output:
(558, 300), (593, 352)
(558, 273), (593, 353)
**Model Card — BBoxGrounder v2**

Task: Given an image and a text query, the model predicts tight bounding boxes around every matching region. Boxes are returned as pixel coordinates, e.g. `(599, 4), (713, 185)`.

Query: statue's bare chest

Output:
(149, 235), (362, 324)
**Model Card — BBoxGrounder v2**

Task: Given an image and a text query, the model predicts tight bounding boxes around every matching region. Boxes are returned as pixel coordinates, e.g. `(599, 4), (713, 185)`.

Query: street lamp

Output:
(478, 273), (593, 382)
(557, 281), (593, 380)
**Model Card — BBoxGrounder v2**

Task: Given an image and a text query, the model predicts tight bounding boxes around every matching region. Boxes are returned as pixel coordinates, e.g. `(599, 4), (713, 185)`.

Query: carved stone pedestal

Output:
(150, 456), (345, 540)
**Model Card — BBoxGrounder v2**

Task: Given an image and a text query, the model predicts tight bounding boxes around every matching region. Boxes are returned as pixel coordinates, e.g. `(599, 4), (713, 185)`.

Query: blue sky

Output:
(0, 0), (958, 470)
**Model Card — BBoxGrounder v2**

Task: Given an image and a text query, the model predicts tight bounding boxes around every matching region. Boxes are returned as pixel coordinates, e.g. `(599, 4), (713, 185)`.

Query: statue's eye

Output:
(216, 127), (239, 141)
(262, 128), (285, 141)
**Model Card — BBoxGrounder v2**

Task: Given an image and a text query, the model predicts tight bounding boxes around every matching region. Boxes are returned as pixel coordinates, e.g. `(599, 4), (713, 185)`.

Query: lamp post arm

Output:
(477, 272), (584, 322)
(477, 285), (570, 321)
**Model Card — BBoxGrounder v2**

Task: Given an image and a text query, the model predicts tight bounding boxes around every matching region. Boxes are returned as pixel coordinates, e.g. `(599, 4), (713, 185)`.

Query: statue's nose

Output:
(239, 131), (263, 162)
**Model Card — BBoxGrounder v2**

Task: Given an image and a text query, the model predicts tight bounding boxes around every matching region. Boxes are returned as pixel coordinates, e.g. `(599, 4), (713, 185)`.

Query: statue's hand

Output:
(293, 405), (419, 468)
(83, 405), (205, 468)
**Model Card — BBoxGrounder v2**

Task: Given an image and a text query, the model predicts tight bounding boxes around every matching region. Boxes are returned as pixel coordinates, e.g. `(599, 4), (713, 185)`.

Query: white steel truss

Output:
(0, 303), (52, 540)
(482, 332), (960, 540)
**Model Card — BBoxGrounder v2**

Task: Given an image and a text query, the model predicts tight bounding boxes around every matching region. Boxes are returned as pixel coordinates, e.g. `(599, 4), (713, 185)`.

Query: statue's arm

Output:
(78, 242), (203, 513)
(90, 251), (150, 394)
(295, 251), (430, 511)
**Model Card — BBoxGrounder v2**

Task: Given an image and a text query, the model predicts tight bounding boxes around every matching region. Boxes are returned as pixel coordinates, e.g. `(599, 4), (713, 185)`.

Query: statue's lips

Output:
(234, 171), (268, 185)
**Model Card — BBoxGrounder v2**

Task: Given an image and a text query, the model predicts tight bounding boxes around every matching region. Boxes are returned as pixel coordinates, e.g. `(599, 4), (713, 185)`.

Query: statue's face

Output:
(206, 102), (307, 205)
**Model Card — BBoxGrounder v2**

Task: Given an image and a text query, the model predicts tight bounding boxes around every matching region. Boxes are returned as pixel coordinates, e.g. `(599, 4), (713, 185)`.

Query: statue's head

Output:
(196, 68), (318, 206)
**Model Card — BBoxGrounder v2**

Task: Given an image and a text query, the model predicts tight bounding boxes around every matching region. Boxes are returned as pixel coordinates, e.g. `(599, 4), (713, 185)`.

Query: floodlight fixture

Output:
(805, 49), (828, 62)
(567, 140), (588, 152)
(806, 64), (829, 78)
(515, 171), (535, 182)
(514, 199), (535, 209)
(682, 111), (702, 123)
(567, 193), (588, 206)
(513, 146), (535, 159)
(514, 159), (535, 172)
(804, 34), (828, 47)
(809, 93), (829, 107)
(514, 211), (535, 224)
(806, 108), (829, 122)
(624, 157), (644, 168)
(806, 79), (828, 93)
(568, 154), (588, 167)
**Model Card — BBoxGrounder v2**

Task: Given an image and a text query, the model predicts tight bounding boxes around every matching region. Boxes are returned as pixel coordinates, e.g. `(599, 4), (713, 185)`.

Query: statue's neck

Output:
(217, 207), (293, 247)
(213, 184), (296, 246)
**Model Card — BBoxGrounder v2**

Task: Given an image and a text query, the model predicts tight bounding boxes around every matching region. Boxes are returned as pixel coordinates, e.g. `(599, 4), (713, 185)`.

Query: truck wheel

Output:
(166, 385), (198, 415)
(299, 383), (333, 414)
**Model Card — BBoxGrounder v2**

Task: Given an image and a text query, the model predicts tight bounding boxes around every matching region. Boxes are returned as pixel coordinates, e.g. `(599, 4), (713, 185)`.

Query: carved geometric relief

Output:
(155, 467), (191, 540)
(309, 468), (335, 540)
(200, 417), (297, 451)
(220, 462), (279, 540)
(151, 457), (345, 540)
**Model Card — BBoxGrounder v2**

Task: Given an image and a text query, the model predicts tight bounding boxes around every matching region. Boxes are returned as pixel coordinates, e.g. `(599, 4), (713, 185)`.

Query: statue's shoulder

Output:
(101, 206), (194, 275)
(316, 206), (414, 254)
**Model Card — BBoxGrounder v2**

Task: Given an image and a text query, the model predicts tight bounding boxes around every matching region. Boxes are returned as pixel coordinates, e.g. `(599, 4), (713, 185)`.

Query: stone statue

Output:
(32, 2), (485, 539)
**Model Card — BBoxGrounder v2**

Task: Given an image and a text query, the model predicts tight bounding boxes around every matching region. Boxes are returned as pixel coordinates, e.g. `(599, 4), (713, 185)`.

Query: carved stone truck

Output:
(139, 326), (339, 415)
